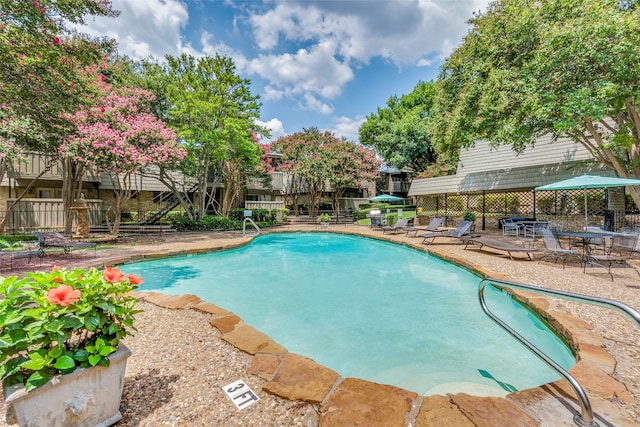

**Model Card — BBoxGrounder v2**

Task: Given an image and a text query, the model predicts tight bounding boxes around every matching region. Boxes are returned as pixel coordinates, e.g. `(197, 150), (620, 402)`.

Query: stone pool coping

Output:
(102, 226), (636, 426)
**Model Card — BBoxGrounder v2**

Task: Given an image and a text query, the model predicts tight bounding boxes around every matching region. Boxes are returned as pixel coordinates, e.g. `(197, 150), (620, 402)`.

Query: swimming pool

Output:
(122, 232), (575, 396)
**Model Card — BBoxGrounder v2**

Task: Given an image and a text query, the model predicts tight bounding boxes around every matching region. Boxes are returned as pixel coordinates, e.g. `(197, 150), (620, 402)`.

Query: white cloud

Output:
(332, 116), (366, 142)
(242, 0), (490, 116)
(302, 94), (333, 115)
(247, 43), (354, 102)
(255, 118), (286, 141)
(248, 0), (490, 66)
(77, 0), (191, 59)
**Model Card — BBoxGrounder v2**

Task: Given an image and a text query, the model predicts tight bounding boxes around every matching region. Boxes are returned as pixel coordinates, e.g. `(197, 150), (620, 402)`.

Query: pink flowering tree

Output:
(323, 139), (380, 214)
(271, 128), (331, 217)
(61, 85), (186, 234)
(0, 0), (118, 233)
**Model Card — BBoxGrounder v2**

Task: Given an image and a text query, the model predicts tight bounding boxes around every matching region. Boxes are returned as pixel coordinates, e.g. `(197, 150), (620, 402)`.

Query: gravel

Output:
(1, 227), (639, 425)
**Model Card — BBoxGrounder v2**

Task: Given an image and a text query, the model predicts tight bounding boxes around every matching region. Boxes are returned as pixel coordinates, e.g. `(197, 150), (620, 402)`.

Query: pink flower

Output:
(53, 37), (60, 45)
(47, 285), (81, 306)
(127, 274), (143, 285)
(103, 267), (126, 283)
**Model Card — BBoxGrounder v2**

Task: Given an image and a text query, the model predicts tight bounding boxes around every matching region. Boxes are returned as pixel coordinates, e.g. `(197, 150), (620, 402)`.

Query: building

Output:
(407, 136), (633, 231)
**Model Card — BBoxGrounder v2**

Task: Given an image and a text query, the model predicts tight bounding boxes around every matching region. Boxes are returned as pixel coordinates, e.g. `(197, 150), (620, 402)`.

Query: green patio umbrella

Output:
(368, 194), (405, 203)
(534, 174), (640, 228)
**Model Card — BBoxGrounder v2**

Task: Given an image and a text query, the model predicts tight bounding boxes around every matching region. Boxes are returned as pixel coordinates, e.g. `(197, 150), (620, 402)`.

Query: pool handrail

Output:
(479, 278), (640, 427)
(243, 217), (260, 237)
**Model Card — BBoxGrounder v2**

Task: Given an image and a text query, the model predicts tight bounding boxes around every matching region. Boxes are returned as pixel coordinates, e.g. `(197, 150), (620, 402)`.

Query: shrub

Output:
(0, 267), (141, 391)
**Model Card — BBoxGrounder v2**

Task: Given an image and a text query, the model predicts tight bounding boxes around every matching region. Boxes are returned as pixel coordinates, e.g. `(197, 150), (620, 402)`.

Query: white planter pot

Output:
(4, 344), (131, 427)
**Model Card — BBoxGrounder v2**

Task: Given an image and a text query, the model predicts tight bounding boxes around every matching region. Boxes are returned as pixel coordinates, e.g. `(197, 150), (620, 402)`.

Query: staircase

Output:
(141, 185), (197, 225)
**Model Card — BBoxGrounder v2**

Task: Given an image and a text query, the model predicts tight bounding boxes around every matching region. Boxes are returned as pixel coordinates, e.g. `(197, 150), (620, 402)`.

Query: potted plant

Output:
(318, 213), (331, 228)
(0, 266), (142, 427)
(463, 210), (477, 232)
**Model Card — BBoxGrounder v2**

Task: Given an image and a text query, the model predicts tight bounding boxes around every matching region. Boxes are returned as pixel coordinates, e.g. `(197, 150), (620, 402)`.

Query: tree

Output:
(359, 81), (452, 175)
(0, 0), (118, 233)
(61, 85), (186, 235)
(271, 128), (328, 217)
(431, 0), (640, 205)
(323, 139), (380, 213)
(165, 54), (268, 218)
(272, 128), (379, 216)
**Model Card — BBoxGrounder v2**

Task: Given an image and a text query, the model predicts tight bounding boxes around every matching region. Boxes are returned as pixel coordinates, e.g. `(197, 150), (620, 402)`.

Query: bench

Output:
(461, 237), (539, 260)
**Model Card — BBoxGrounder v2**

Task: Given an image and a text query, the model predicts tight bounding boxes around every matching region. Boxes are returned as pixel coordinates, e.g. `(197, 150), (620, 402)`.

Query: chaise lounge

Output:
(33, 231), (97, 257)
(419, 220), (473, 245)
(462, 237), (539, 260)
(381, 218), (411, 234)
(405, 217), (444, 237)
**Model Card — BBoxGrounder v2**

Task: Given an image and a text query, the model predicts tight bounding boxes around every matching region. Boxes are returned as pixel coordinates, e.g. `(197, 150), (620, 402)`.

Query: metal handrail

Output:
(242, 217), (260, 237)
(479, 278), (640, 427)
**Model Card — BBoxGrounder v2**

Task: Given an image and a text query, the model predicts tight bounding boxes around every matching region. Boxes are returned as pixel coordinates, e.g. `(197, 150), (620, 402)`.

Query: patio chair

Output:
(608, 231), (640, 256)
(419, 220), (473, 245)
(538, 228), (582, 268)
(405, 217), (444, 237)
(584, 252), (640, 281)
(381, 218), (410, 234)
(33, 231), (97, 257)
(522, 220), (550, 241)
(500, 218), (521, 237)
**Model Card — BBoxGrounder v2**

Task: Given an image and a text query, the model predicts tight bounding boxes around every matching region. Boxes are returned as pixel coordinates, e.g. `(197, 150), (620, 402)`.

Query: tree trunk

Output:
(153, 167), (197, 222)
(60, 158), (85, 235)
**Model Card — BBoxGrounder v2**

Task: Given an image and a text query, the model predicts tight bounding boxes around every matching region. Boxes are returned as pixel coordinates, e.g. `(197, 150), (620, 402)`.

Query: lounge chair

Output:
(405, 217), (444, 237)
(419, 220), (473, 245)
(538, 228), (582, 268)
(0, 246), (35, 271)
(462, 237), (539, 260)
(584, 252), (640, 281)
(381, 218), (410, 234)
(33, 231), (97, 256)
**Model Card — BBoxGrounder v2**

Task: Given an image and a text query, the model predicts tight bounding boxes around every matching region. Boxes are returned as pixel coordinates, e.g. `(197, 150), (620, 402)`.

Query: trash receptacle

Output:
(604, 210), (615, 231)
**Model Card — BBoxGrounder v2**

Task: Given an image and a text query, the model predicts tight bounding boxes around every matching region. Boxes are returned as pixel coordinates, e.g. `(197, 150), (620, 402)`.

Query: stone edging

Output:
(107, 229), (634, 425)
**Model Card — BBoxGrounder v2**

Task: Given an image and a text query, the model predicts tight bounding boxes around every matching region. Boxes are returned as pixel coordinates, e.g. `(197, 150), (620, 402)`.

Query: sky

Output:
(79, 0), (491, 143)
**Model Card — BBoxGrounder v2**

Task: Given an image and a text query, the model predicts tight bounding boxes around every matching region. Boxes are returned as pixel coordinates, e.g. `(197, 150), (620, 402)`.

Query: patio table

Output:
(557, 231), (614, 255)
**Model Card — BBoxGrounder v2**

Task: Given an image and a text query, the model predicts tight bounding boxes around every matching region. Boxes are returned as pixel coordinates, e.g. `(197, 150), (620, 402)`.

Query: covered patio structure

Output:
(408, 136), (638, 232)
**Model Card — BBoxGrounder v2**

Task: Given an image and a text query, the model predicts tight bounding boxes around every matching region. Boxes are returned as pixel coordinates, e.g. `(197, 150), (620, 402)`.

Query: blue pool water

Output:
(122, 232), (575, 396)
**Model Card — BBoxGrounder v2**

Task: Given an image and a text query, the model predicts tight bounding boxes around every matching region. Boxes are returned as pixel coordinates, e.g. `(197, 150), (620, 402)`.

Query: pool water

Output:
(122, 232), (575, 396)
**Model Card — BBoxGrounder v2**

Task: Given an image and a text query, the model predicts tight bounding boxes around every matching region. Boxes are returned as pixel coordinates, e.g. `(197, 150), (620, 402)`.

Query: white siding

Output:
(409, 138), (614, 196)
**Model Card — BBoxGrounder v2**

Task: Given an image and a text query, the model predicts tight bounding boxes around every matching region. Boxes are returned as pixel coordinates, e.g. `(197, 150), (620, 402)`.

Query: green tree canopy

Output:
(0, 0), (117, 150)
(432, 0), (640, 204)
(165, 54), (268, 217)
(359, 81), (453, 175)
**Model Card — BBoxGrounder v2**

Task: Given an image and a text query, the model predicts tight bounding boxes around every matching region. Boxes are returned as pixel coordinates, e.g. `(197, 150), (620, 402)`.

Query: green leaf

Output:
(48, 346), (63, 358)
(94, 337), (105, 349)
(98, 346), (116, 356)
(88, 354), (101, 366)
(25, 371), (51, 392)
(20, 358), (45, 371)
(53, 355), (76, 370)
(85, 315), (100, 331)
(73, 349), (89, 362)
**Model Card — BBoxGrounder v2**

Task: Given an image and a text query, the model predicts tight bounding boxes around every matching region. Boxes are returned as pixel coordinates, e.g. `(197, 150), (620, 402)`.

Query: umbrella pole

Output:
(584, 187), (588, 230)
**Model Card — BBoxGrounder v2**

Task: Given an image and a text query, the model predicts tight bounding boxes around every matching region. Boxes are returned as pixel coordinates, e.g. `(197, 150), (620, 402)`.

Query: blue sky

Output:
(80, 0), (491, 143)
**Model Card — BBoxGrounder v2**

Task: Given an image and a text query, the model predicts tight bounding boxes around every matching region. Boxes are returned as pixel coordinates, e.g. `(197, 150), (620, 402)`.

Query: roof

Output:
(408, 136), (614, 196)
